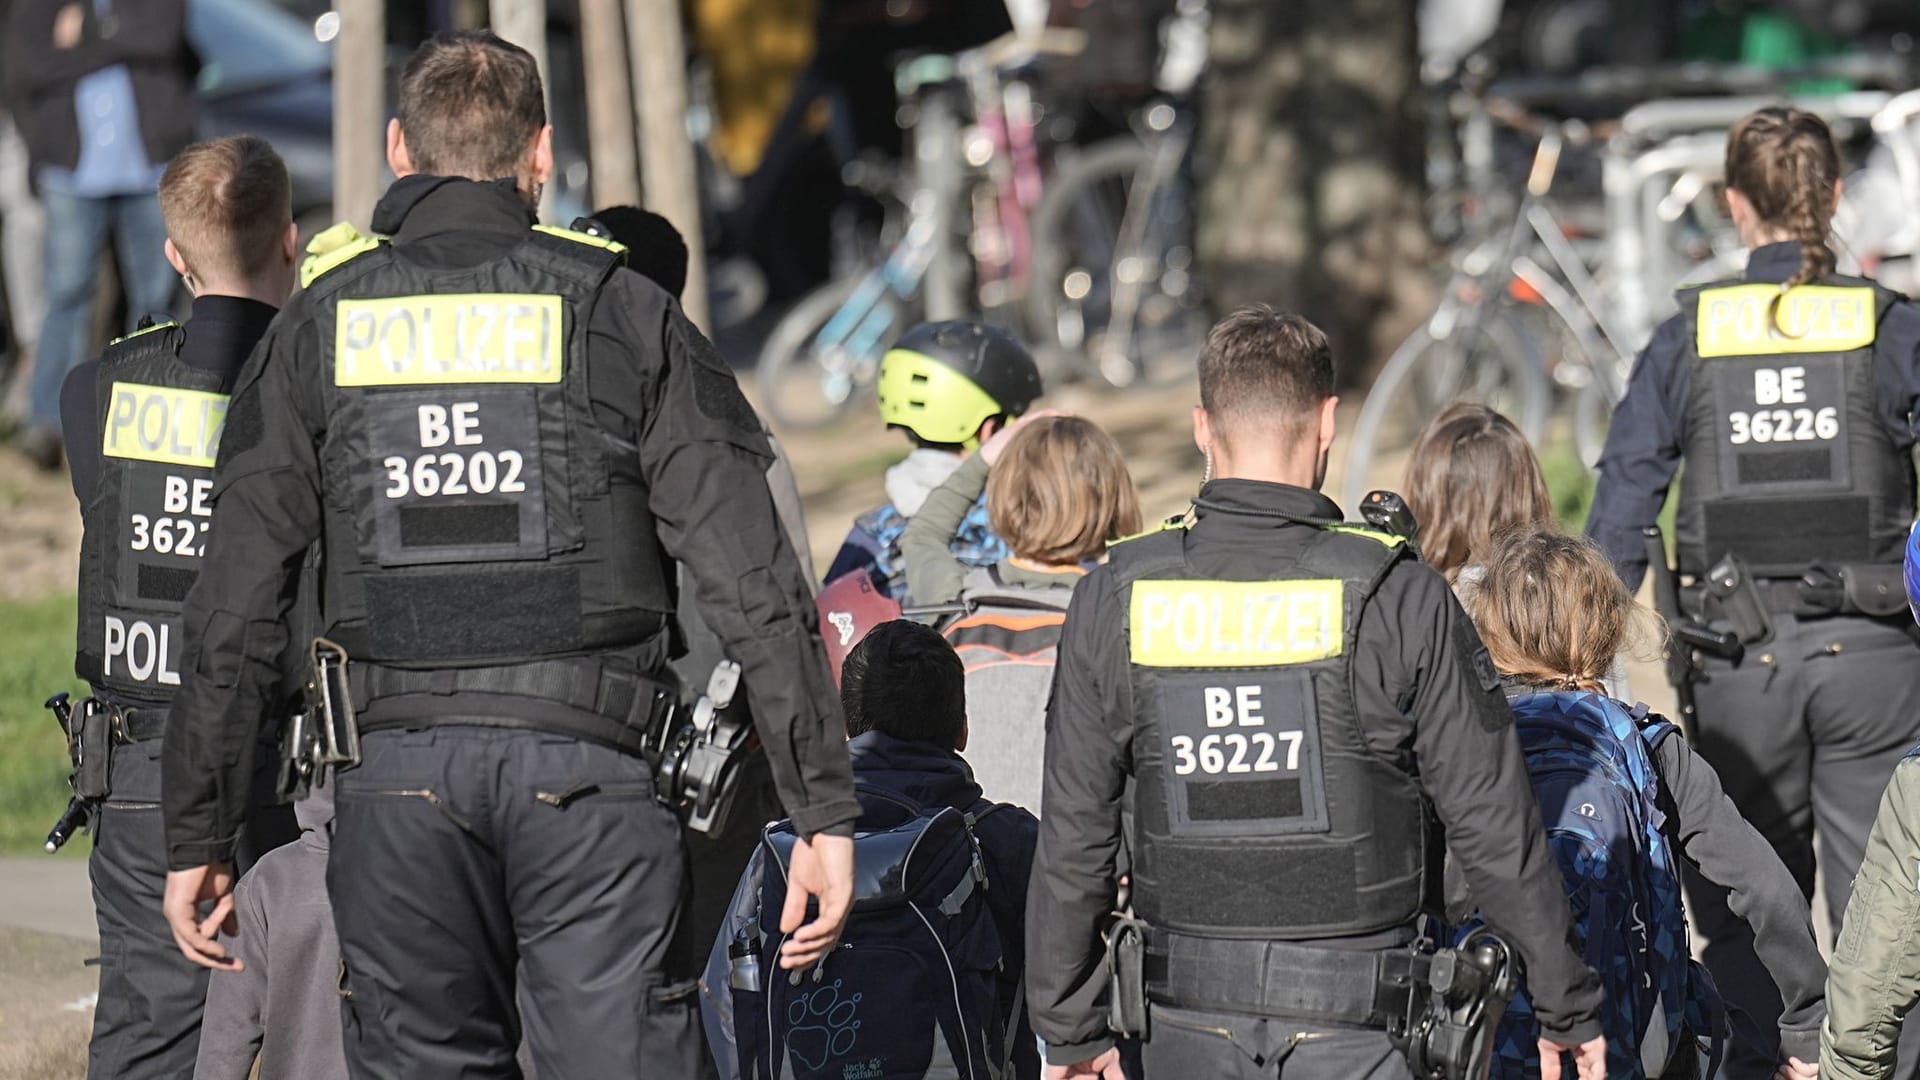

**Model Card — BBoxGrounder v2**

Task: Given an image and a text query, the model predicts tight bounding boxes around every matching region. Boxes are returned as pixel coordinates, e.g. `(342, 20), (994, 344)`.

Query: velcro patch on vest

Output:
(334, 294), (564, 386)
(1155, 668), (1329, 838)
(1711, 354), (1849, 495)
(1129, 580), (1342, 668)
(1695, 285), (1876, 357)
(365, 387), (546, 565)
(101, 382), (229, 467)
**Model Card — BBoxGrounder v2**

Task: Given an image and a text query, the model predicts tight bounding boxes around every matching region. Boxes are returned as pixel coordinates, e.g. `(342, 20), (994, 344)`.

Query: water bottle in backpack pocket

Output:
(732, 787), (1018, 1080)
(1457, 691), (1724, 1079)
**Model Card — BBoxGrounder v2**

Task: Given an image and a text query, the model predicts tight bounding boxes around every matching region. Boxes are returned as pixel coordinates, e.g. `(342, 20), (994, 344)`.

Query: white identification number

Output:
(381, 450), (525, 499)
(1170, 732), (1302, 777)
(1728, 407), (1837, 445)
(128, 514), (208, 557)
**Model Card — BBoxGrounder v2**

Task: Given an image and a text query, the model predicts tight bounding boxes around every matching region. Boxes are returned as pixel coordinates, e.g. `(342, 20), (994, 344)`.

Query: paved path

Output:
(0, 857), (95, 942)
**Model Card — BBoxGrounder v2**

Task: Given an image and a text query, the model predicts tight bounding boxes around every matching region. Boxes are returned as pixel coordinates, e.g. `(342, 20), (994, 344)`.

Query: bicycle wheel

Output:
(1025, 137), (1205, 388)
(755, 277), (902, 432)
(1338, 303), (1550, 513)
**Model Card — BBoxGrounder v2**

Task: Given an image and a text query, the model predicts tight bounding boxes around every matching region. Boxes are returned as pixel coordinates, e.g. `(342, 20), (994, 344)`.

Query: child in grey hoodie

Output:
(195, 782), (347, 1080)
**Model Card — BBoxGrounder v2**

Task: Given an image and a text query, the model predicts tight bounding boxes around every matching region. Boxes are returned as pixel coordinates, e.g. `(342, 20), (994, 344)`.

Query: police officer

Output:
(1586, 107), (1920, 1080)
(59, 134), (302, 1080)
(158, 32), (859, 1079)
(1027, 308), (1607, 1080)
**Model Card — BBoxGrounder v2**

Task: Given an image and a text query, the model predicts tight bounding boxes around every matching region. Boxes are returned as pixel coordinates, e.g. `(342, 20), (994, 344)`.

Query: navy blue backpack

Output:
(732, 786), (1019, 1080)
(1466, 690), (1724, 1079)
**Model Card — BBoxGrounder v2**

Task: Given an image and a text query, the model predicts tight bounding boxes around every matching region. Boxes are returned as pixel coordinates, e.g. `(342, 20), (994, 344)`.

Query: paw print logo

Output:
(829, 611), (856, 647)
(785, 978), (862, 1072)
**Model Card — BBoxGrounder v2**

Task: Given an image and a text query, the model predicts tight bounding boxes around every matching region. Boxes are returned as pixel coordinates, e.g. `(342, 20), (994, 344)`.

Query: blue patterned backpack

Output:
(1470, 690), (1724, 1079)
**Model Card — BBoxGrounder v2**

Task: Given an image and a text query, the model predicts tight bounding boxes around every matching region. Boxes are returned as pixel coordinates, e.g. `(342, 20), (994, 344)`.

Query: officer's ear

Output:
(280, 222), (298, 267)
(1316, 395), (1339, 456)
(386, 119), (415, 179)
(163, 238), (190, 282)
(529, 125), (554, 187)
(1191, 406), (1213, 459)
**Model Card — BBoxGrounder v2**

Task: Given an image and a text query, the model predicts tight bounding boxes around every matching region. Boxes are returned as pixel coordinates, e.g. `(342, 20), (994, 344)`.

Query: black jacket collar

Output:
(179, 295), (278, 379)
(371, 175), (535, 242)
(1192, 478), (1345, 525)
(1746, 241), (1808, 284)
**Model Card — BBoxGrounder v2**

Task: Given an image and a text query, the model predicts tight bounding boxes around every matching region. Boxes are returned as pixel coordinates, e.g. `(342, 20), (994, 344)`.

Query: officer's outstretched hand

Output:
(1044, 1048), (1124, 1079)
(778, 833), (854, 970)
(1537, 1035), (1607, 1080)
(163, 862), (241, 971)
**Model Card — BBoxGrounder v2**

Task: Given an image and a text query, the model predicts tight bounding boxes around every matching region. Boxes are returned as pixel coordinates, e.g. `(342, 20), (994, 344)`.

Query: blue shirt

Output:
(37, 1), (164, 198)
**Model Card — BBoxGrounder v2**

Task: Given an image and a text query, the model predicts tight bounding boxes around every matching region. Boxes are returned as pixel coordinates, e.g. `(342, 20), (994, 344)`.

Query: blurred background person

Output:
(1, 0), (197, 471)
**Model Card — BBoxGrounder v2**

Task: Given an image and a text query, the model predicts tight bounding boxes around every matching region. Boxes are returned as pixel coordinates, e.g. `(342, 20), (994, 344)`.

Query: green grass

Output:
(0, 594), (87, 856)
(1538, 435), (1680, 548)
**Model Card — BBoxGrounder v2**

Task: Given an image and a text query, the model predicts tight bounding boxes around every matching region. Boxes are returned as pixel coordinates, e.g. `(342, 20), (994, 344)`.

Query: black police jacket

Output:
(1587, 242), (1920, 589)
(162, 177), (859, 868)
(1024, 480), (1604, 1063)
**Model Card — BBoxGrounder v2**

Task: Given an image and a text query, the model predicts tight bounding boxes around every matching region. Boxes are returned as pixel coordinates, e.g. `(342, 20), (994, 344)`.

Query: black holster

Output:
(1106, 911), (1150, 1040)
(65, 698), (113, 801)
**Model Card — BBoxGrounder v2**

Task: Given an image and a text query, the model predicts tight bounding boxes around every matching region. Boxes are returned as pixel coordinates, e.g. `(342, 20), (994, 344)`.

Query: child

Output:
(1403, 402), (1553, 588)
(823, 321), (1043, 601)
(194, 782), (347, 1080)
(899, 412), (1140, 809)
(1466, 527), (1823, 1080)
(703, 621), (1041, 1080)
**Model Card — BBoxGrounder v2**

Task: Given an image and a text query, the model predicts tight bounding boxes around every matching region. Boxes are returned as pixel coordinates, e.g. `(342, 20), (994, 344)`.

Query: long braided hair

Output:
(1724, 106), (1843, 335)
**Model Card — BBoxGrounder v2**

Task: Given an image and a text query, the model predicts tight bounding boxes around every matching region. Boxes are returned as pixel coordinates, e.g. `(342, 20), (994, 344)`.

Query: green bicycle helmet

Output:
(877, 321), (1043, 448)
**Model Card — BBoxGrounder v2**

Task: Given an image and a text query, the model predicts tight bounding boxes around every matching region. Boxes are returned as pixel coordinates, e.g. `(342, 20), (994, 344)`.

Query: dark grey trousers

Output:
(328, 725), (714, 1080)
(88, 737), (296, 1080)
(1135, 1007), (1413, 1079)
(1684, 613), (1920, 1079)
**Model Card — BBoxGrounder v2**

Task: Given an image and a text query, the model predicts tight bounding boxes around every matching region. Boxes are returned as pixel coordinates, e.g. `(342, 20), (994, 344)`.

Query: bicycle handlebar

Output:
(1485, 53), (1914, 112)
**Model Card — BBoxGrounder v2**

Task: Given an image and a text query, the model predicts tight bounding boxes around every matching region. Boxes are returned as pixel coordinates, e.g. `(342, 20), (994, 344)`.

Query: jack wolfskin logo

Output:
(829, 611), (856, 647)
(844, 1060), (884, 1080)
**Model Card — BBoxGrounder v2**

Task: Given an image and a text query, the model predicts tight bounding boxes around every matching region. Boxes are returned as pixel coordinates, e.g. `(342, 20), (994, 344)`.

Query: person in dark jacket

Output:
(195, 781), (347, 1080)
(2, 0), (197, 468)
(158, 33), (856, 1080)
(703, 619), (1041, 1080)
(1028, 308), (1607, 1080)
(59, 134), (299, 1080)
(1584, 106), (1920, 1079)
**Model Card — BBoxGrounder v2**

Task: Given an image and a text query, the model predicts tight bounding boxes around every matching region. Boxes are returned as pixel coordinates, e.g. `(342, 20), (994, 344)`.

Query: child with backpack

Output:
(1463, 526), (1825, 1080)
(703, 620), (1041, 1080)
(898, 412), (1140, 810)
(822, 322), (1044, 602)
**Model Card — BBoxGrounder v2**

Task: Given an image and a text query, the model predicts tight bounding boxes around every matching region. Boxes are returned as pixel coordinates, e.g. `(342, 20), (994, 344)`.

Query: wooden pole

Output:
(332, 0), (385, 232)
(490, 0), (556, 223)
(627, 0), (709, 331)
(578, 0), (640, 209)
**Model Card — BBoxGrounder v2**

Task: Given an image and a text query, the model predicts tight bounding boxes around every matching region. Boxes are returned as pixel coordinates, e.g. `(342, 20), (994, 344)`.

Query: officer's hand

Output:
(1044, 1048), (1124, 1079)
(163, 863), (242, 971)
(1537, 1034), (1606, 1080)
(980, 409), (1072, 467)
(1775, 1057), (1818, 1079)
(778, 833), (854, 969)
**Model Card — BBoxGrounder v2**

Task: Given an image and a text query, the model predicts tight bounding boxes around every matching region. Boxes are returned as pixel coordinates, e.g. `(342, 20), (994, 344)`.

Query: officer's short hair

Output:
(157, 135), (291, 282)
(397, 31), (546, 182)
(840, 621), (966, 749)
(1197, 306), (1335, 442)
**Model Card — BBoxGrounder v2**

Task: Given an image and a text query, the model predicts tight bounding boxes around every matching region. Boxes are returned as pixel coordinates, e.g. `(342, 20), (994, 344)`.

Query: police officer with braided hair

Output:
(60, 134), (302, 1080)
(1587, 106), (1920, 1080)
(158, 31), (858, 1079)
(1029, 307), (1606, 1080)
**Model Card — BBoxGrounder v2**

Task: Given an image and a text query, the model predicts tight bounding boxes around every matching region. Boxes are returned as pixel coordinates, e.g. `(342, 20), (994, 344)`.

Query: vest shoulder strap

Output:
(1107, 524), (1190, 588)
(101, 319), (184, 363)
(520, 226), (629, 289)
(532, 223), (630, 260)
(300, 222), (388, 290)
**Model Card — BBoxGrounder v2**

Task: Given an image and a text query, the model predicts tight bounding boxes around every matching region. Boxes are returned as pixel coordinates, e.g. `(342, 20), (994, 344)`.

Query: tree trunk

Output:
(627, 0), (710, 333)
(578, 0), (641, 209)
(489, 0), (556, 223)
(1193, 0), (1433, 387)
(332, 0), (385, 231)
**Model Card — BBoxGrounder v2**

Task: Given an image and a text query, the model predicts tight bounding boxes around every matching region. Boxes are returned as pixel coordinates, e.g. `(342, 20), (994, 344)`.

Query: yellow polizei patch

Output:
(1696, 284), (1876, 357)
(1130, 579), (1343, 668)
(101, 382), (229, 467)
(334, 294), (564, 386)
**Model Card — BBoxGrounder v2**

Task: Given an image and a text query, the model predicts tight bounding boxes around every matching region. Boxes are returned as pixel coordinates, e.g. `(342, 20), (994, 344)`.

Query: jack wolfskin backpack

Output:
(1469, 690), (1723, 1079)
(733, 786), (1019, 1080)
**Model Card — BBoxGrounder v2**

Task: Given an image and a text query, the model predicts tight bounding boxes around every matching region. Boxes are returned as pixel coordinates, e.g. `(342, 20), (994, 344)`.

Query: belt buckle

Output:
(108, 706), (131, 745)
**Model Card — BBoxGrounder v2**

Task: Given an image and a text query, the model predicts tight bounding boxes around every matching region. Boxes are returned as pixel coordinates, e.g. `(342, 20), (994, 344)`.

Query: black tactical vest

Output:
(1676, 277), (1914, 578)
(302, 226), (674, 669)
(1112, 521), (1430, 939)
(76, 323), (230, 704)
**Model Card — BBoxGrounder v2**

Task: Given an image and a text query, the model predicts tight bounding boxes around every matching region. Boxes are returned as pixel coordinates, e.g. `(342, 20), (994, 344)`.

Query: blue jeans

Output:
(29, 187), (179, 434)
